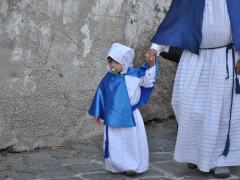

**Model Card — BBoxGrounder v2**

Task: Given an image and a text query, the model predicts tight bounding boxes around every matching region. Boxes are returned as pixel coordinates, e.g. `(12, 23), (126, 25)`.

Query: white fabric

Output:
(104, 66), (156, 173)
(151, 43), (169, 55)
(200, 0), (232, 48)
(170, 0), (240, 172)
(107, 43), (134, 74)
(151, 0), (240, 172)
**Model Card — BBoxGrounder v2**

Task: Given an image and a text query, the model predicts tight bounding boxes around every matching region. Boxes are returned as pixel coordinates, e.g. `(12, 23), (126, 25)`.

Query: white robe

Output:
(152, 0), (240, 172)
(104, 66), (156, 173)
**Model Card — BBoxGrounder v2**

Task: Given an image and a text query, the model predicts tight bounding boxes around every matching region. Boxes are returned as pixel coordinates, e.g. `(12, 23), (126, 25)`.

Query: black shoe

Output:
(213, 167), (230, 178)
(125, 170), (136, 176)
(187, 163), (198, 169)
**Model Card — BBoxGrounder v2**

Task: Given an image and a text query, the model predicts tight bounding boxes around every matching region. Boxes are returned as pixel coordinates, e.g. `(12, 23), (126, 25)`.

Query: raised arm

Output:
(145, 44), (170, 65)
(139, 65), (157, 88)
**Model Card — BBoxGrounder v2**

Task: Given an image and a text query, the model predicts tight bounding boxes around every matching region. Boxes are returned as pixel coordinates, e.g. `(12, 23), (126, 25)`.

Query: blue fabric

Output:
(104, 126), (109, 158)
(227, 0), (240, 52)
(151, 0), (240, 54)
(88, 61), (158, 128)
(88, 71), (135, 127)
(129, 61), (159, 111)
(89, 61), (158, 159)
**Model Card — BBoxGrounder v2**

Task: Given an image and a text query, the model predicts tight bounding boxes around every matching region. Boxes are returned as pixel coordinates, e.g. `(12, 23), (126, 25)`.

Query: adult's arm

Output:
(151, 43), (170, 55)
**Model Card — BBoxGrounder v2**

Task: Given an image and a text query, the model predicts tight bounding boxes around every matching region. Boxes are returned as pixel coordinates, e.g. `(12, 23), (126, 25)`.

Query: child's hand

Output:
(93, 117), (101, 125)
(145, 49), (156, 66)
(236, 59), (240, 75)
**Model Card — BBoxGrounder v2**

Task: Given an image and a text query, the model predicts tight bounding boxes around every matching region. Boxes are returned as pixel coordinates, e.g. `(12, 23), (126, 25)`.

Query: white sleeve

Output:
(125, 75), (141, 106)
(151, 43), (170, 56)
(139, 65), (157, 88)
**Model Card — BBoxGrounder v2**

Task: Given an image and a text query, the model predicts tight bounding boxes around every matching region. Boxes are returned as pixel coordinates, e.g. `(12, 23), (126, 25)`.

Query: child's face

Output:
(108, 59), (122, 73)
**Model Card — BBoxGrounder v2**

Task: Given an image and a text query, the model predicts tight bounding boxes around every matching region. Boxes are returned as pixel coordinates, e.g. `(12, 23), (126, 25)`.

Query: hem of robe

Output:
(174, 153), (240, 172)
(105, 160), (149, 173)
(172, 47), (240, 173)
(103, 109), (149, 174)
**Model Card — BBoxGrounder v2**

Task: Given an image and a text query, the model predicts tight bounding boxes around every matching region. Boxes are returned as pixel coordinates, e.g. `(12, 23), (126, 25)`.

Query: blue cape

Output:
(151, 0), (240, 54)
(88, 62), (158, 128)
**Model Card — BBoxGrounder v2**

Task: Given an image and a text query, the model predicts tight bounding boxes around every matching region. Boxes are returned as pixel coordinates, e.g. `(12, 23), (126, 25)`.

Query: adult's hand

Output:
(236, 59), (240, 75)
(93, 117), (101, 125)
(145, 49), (157, 66)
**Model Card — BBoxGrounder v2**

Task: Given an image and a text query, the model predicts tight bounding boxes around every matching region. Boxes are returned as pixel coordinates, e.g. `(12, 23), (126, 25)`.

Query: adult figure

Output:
(146, 0), (240, 178)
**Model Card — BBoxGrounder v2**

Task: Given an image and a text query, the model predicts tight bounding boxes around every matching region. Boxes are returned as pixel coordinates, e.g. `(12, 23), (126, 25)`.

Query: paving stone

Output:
(140, 177), (173, 180)
(149, 152), (173, 163)
(0, 171), (36, 180)
(152, 161), (213, 179)
(34, 168), (74, 179)
(0, 120), (239, 180)
(58, 178), (82, 180)
(230, 166), (240, 177)
(82, 172), (127, 180)
(140, 168), (165, 177)
(62, 161), (105, 173)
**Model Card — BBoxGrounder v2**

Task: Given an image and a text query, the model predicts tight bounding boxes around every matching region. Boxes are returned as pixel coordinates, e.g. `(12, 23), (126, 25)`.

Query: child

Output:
(88, 43), (157, 175)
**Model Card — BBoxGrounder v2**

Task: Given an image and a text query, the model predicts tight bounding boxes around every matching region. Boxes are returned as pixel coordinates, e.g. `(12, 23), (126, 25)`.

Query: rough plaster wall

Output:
(123, 0), (176, 121)
(0, 0), (174, 151)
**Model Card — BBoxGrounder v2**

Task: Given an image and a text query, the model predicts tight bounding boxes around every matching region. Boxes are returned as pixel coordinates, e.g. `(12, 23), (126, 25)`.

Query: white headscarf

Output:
(107, 43), (134, 74)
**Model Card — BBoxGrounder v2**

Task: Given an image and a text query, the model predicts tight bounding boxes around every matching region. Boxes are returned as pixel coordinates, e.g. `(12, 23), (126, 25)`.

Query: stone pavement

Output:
(0, 119), (239, 180)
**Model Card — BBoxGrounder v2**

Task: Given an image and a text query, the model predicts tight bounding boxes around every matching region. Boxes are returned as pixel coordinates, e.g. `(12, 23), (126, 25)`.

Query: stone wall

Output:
(0, 0), (175, 151)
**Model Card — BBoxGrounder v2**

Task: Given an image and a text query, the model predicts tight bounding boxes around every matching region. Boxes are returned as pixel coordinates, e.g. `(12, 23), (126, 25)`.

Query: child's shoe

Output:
(125, 170), (136, 176)
(187, 163), (197, 169)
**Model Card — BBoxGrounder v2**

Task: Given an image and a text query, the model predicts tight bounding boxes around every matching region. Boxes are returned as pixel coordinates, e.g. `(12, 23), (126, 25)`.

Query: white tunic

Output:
(104, 66), (156, 173)
(152, 0), (240, 172)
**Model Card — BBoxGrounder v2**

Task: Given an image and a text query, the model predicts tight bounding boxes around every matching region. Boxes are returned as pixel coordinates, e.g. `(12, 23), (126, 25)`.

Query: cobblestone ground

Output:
(0, 119), (239, 180)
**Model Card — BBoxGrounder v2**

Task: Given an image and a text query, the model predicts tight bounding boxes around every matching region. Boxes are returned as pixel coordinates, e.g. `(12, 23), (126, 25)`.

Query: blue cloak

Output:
(151, 0), (240, 54)
(88, 62), (158, 128)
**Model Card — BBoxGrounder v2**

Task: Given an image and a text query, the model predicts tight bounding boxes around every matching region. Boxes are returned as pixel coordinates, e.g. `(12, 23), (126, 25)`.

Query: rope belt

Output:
(200, 43), (240, 156)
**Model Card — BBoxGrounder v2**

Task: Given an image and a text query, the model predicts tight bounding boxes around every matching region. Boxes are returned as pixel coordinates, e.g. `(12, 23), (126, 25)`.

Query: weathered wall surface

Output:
(0, 0), (175, 151)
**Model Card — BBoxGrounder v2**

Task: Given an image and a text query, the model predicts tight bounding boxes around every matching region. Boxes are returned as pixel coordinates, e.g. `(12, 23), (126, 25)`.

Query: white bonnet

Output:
(107, 43), (134, 74)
